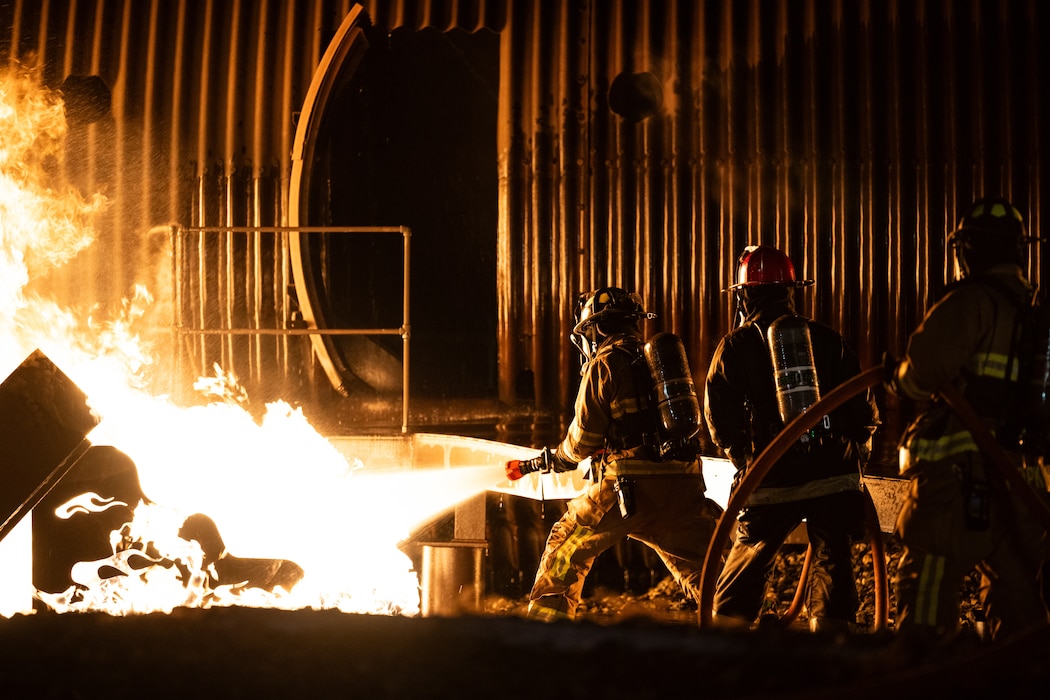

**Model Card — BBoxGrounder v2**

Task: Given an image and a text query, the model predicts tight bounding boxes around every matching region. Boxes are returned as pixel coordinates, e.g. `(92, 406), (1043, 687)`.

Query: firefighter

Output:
(704, 245), (880, 632)
(890, 196), (1050, 642)
(504, 287), (722, 621)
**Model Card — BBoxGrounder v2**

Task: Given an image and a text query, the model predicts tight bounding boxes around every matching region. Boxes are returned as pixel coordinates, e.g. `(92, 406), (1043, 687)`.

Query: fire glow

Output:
(0, 65), (501, 618)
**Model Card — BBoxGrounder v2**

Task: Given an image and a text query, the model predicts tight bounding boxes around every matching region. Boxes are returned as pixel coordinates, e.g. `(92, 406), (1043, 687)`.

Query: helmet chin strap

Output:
(952, 246), (969, 281)
(572, 325), (605, 369)
(734, 292), (747, 328)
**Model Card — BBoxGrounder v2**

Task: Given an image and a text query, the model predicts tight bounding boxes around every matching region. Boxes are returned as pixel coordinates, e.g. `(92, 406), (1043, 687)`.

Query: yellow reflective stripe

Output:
(549, 525), (592, 580)
(746, 473), (861, 505)
(916, 552), (946, 627)
(566, 421), (604, 454)
(604, 458), (700, 476)
(908, 429), (978, 462)
(974, 350), (1018, 381)
(527, 602), (569, 622)
(610, 394), (641, 420)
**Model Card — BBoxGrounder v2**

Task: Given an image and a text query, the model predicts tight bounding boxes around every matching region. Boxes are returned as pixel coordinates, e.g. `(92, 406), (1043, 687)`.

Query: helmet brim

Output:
(948, 225), (1038, 246)
(572, 311), (649, 335)
(723, 279), (815, 293)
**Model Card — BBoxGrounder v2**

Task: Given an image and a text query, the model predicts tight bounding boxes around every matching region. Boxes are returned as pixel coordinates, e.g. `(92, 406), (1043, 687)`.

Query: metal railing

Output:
(170, 225), (411, 432)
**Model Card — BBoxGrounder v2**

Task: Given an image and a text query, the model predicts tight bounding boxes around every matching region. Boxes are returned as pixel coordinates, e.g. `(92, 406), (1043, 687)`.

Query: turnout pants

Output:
(527, 465), (720, 622)
(712, 489), (866, 625)
(894, 455), (1048, 640)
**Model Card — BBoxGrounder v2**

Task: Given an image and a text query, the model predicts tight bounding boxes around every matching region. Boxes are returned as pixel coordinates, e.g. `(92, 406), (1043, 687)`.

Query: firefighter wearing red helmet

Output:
(504, 287), (722, 621)
(704, 245), (880, 631)
(891, 197), (1049, 642)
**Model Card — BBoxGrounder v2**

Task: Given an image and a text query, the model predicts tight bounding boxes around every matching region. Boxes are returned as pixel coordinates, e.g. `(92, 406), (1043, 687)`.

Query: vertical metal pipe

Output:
(607, 2), (625, 285)
(744, 0), (763, 254)
(886, 0), (902, 361)
(496, 4), (517, 404)
(251, 181), (263, 384)
(142, 1), (160, 237)
(223, 0), (242, 374)
(801, 0), (820, 341)
(1022, 0), (1044, 288)
(402, 226), (412, 433)
(719, 0), (737, 308)
(692, 0), (717, 370)
(773, 2), (789, 270)
(829, 0), (848, 339)
(196, 185), (208, 379)
(661, 0), (681, 333)
(906, 0), (931, 360)
(171, 225), (182, 398)
(169, 0), (188, 221)
(109, 0), (132, 303)
(638, 3), (654, 310)
(248, 0), (270, 385)
(524, 0), (546, 404)
(968, 1), (987, 193)
(6, 0), (22, 64)
(277, 0), (299, 379)
(584, 0), (600, 290)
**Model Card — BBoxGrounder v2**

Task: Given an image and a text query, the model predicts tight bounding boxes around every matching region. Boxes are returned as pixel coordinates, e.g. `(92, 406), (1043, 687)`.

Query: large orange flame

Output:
(0, 64), (501, 618)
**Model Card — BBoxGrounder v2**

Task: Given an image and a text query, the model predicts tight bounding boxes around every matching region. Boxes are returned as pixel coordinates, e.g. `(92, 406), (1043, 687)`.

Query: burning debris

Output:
(177, 513), (305, 597)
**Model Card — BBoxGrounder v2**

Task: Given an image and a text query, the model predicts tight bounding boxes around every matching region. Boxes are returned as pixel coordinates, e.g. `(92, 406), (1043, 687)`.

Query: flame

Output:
(0, 64), (495, 618)
(54, 492), (129, 519)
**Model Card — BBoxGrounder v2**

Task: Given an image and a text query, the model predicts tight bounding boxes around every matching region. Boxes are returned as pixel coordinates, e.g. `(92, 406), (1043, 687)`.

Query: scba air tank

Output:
(643, 332), (701, 440)
(767, 314), (821, 424)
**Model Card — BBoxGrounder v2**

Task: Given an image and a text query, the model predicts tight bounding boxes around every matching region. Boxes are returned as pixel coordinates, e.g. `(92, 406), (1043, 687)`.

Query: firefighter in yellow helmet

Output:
(891, 196), (1050, 642)
(504, 287), (722, 621)
(704, 245), (880, 632)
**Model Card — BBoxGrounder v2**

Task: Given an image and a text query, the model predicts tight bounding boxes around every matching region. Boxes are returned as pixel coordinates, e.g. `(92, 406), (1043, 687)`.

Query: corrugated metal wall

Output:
(498, 0), (1047, 415)
(1, 1), (1046, 438)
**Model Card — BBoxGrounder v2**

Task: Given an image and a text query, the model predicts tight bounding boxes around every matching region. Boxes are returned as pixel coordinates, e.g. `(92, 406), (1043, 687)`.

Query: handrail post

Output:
(401, 226), (412, 434)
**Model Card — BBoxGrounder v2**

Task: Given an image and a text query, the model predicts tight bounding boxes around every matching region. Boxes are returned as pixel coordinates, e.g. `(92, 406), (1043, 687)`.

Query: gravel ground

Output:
(482, 536), (983, 632)
(2, 537), (1047, 699)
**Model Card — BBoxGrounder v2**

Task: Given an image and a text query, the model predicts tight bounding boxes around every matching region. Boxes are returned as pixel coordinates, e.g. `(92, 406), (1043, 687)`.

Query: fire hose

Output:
(697, 365), (890, 629)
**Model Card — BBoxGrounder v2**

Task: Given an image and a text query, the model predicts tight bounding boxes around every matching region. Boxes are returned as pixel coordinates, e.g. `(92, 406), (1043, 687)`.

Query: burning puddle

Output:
(0, 64), (519, 619)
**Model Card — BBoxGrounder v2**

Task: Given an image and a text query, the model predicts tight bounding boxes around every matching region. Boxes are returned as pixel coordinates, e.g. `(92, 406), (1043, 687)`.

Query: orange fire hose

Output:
(778, 542), (812, 625)
(697, 365), (889, 629)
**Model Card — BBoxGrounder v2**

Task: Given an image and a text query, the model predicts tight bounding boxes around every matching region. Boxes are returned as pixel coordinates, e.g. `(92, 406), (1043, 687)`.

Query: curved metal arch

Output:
(288, 7), (372, 396)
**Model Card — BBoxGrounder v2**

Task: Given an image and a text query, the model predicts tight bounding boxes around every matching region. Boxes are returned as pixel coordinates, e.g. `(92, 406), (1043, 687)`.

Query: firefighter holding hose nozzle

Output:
(704, 245), (881, 633)
(889, 196), (1050, 644)
(504, 287), (722, 621)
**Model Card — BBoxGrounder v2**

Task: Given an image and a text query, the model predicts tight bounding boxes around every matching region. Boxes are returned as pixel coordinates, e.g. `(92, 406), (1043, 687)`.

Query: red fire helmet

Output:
(726, 245), (814, 290)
